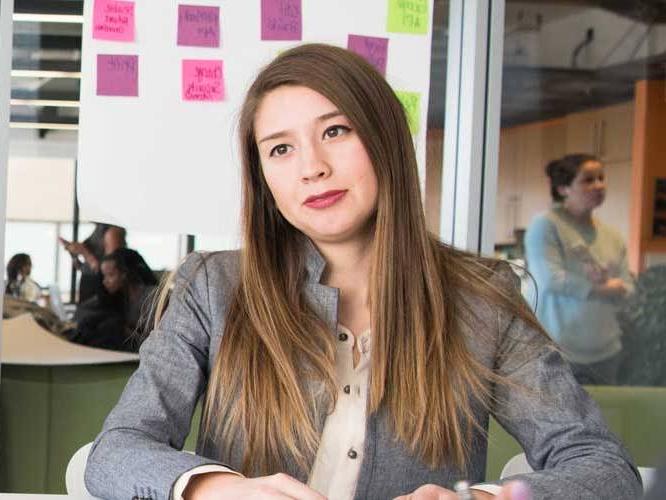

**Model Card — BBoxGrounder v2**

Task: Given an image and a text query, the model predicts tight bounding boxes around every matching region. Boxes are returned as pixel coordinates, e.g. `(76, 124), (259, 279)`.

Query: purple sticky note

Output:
(348, 35), (389, 76)
(261, 0), (302, 41)
(182, 59), (224, 101)
(177, 4), (220, 48)
(97, 54), (138, 97)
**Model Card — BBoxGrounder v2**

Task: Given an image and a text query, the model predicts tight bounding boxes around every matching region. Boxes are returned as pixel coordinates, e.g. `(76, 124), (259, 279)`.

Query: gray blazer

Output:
(85, 245), (641, 499)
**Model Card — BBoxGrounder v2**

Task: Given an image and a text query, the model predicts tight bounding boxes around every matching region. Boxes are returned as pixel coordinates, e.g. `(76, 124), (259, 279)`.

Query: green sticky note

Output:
(395, 90), (421, 134)
(387, 0), (429, 35)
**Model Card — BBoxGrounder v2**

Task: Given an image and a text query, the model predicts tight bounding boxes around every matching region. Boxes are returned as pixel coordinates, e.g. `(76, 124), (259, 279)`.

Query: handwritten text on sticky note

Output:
(93, 0), (135, 42)
(347, 35), (389, 76)
(178, 5), (220, 48)
(395, 91), (421, 134)
(261, 0), (302, 41)
(182, 60), (224, 101)
(387, 0), (429, 35)
(97, 55), (138, 97)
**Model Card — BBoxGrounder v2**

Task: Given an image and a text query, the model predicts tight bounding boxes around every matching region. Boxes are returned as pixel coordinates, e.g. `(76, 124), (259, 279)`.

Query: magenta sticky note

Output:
(261, 0), (302, 41)
(97, 54), (138, 97)
(348, 35), (389, 76)
(177, 5), (220, 48)
(182, 60), (224, 101)
(93, 0), (135, 42)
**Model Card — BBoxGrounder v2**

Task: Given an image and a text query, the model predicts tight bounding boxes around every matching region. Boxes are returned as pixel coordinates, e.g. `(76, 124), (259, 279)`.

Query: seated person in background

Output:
(72, 248), (158, 352)
(5, 253), (41, 302)
(59, 223), (127, 303)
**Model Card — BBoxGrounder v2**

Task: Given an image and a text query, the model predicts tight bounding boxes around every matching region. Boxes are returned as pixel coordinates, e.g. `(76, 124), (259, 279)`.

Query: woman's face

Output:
(104, 227), (124, 255)
(101, 260), (126, 294)
(254, 85), (379, 246)
(559, 160), (606, 214)
(20, 261), (32, 277)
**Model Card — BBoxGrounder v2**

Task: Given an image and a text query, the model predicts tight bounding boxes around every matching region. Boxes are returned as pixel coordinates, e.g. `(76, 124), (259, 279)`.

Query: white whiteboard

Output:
(78, 0), (434, 245)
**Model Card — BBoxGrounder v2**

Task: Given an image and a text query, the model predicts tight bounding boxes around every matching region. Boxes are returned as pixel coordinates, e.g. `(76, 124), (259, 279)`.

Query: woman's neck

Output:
(317, 236), (373, 335)
(561, 202), (593, 225)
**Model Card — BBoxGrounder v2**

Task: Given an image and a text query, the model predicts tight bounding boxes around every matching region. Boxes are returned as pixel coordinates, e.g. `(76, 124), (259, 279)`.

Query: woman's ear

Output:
(557, 185), (569, 199)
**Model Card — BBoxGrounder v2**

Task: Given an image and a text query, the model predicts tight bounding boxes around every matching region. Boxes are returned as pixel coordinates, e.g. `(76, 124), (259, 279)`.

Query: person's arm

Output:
(59, 237), (101, 271)
(524, 216), (593, 300)
(84, 253), (229, 498)
(490, 265), (642, 499)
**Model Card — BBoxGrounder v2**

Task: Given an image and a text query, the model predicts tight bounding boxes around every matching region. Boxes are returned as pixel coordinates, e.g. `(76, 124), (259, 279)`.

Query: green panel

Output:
(45, 363), (139, 493)
(485, 385), (666, 481)
(0, 365), (51, 492)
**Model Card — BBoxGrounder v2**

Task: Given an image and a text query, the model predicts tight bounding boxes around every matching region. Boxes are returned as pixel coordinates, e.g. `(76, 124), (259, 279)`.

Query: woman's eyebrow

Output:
(257, 110), (344, 145)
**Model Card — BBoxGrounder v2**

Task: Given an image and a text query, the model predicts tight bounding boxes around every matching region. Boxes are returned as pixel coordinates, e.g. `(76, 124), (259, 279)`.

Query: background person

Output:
(71, 248), (157, 352)
(524, 153), (634, 385)
(5, 253), (41, 302)
(59, 223), (127, 303)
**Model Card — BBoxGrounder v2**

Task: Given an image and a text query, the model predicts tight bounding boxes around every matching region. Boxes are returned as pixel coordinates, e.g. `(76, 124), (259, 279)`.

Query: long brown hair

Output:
(189, 43), (547, 476)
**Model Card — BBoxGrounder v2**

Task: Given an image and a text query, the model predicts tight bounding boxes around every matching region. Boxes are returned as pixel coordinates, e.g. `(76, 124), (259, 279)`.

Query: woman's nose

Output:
(300, 144), (331, 182)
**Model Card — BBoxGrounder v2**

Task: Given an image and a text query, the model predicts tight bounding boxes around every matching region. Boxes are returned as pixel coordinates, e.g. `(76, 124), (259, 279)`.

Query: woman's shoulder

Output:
(176, 249), (241, 291)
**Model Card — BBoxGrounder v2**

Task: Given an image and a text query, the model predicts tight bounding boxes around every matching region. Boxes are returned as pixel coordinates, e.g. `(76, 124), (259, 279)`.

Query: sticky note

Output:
(93, 0), (135, 42)
(97, 54), (138, 97)
(395, 91), (420, 134)
(182, 59), (224, 101)
(261, 0), (302, 41)
(178, 5), (220, 48)
(347, 35), (389, 76)
(387, 0), (429, 35)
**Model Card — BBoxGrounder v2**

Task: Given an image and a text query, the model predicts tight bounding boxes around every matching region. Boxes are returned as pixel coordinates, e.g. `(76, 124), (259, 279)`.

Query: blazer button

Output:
(343, 385), (351, 394)
(338, 333), (348, 341)
(347, 448), (358, 459)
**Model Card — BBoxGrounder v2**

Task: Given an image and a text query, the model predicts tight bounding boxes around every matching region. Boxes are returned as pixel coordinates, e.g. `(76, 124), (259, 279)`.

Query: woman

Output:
(72, 248), (157, 352)
(5, 253), (41, 302)
(525, 154), (633, 386)
(59, 223), (127, 303)
(85, 45), (640, 499)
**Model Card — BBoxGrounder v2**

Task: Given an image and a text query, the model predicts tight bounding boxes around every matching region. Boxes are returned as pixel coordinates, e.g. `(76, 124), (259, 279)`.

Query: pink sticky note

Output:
(347, 35), (389, 76)
(182, 60), (224, 101)
(97, 54), (138, 97)
(261, 0), (302, 41)
(178, 5), (220, 48)
(93, 0), (135, 42)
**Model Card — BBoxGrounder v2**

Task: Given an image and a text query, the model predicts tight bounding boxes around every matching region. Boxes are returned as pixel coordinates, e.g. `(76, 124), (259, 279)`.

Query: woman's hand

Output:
(592, 278), (628, 299)
(183, 471), (327, 500)
(393, 480), (531, 500)
(59, 238), (100, 271)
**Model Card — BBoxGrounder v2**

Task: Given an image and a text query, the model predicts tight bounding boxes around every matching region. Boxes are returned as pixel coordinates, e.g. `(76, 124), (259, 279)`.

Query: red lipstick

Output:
(304, 190), (347, 209)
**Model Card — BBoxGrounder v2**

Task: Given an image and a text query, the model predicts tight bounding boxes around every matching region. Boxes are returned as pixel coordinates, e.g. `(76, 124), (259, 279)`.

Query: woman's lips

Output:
(304, 190), (347, 209)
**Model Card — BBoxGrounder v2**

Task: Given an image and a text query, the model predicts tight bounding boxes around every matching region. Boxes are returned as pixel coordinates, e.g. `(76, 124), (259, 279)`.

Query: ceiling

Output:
(9, 0), (666, 132)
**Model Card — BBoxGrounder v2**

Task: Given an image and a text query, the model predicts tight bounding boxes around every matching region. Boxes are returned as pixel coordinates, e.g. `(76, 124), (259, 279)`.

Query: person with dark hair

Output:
(59, 223), (128, 303)
(85, 45), (639, 499)
(71, 248), (157, 352)
(525, 153), (633, 385)
(5, 253), (41, 302)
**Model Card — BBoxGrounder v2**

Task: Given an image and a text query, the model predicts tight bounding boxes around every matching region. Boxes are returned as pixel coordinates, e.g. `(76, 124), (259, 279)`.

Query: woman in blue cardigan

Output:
(525, 154), (633, 385)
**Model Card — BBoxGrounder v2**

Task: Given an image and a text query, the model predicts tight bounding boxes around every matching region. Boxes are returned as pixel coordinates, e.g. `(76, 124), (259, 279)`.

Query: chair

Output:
(500, 452), (656, 493)
(65, 442), (99, 499)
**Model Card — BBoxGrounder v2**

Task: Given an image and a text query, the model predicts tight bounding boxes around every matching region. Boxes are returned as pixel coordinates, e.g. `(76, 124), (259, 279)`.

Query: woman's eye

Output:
(323, 125), (351, 139)
(269, 144), (291, 157)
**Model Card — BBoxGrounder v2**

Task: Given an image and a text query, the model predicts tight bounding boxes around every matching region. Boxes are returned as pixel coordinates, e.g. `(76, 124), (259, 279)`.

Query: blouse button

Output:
(347, 448), (358, 459)
(338, 333), (348, 342)
(343, 385), (351, 394)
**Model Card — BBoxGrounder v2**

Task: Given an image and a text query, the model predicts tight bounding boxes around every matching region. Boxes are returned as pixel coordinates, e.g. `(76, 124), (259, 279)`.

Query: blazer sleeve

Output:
(84, 252), (229, 499)
(490, 265), (642, 499)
